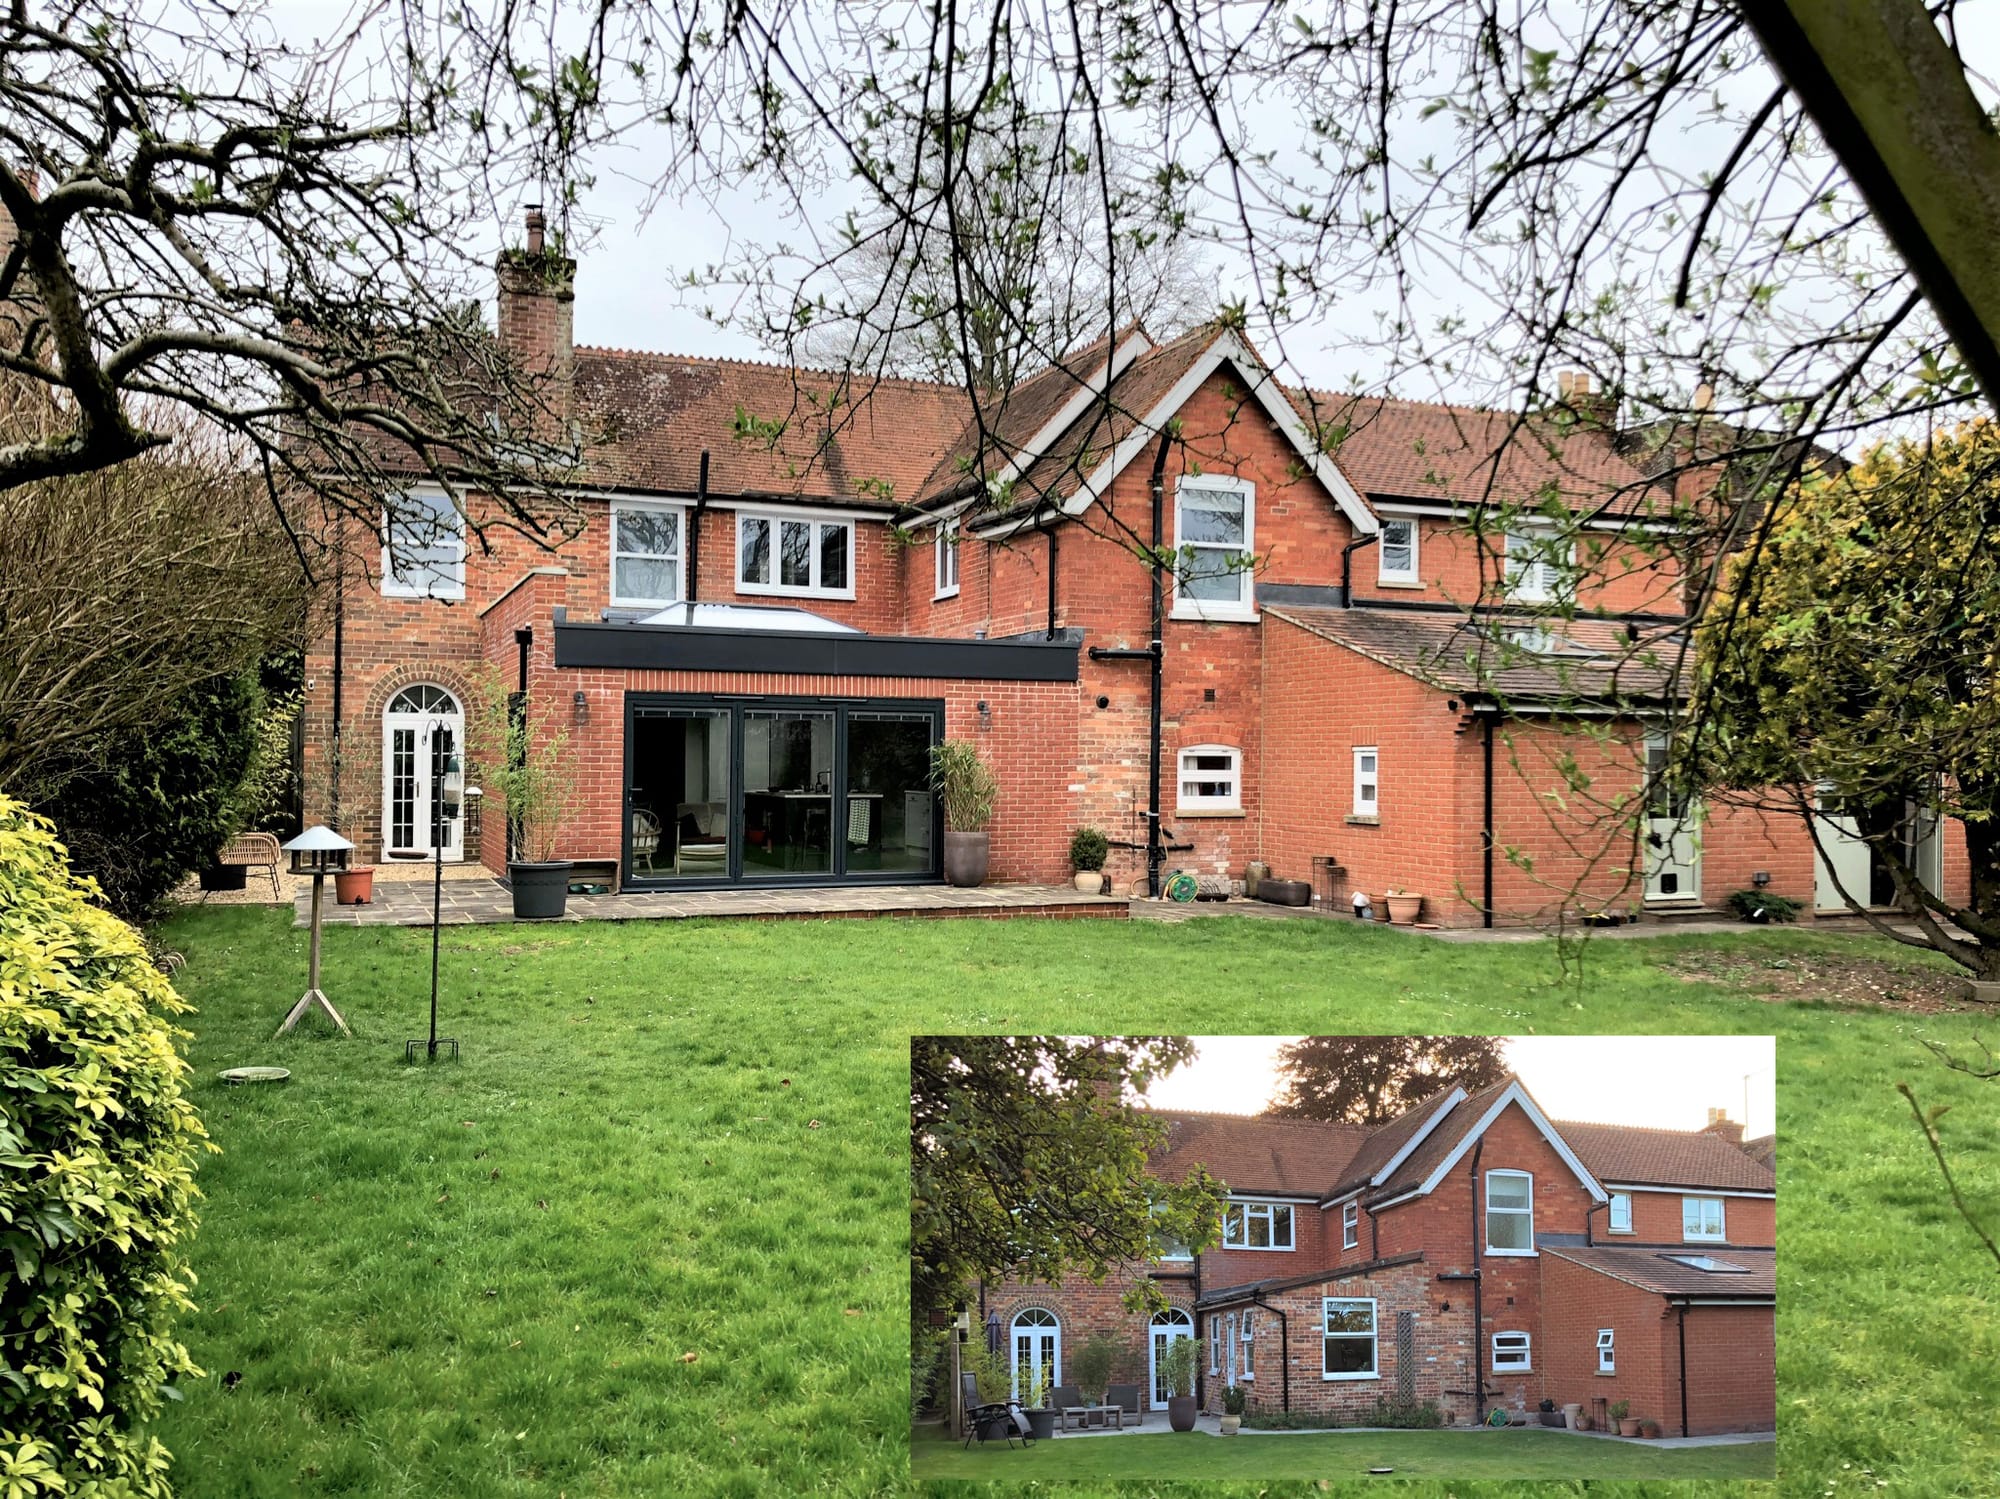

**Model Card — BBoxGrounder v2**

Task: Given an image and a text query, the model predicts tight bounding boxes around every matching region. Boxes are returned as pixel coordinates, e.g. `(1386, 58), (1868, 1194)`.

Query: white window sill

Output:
(1346, 813), (1380, 826)
(1219, 1244), (1296, 1253)
(735, 582), (859, 602)
(1322, 1372), (1380, 1383)
(1682, 1236), (1727, 1245)
(382, 585), (466, 602)
(1377, 577), (1424, 589)
(933, 586), (960, 601)
(1606, 1228), (1635, 1236)
(1485, 1248), (1538, 1257)
(1492, 1365), (1532, 1375)
(1177, 808), (1245, 819)
(1170, 603), (1258, 624)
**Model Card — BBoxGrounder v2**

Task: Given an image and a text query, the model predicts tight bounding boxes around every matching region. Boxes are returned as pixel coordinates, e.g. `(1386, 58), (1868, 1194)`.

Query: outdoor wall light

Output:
(976, 699), (991, 729)
(1752, 870), (1771, 887)
(573, 689), (589, 724)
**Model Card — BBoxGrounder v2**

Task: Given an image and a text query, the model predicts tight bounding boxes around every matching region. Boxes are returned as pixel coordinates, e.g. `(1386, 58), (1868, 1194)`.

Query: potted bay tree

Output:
(474, 674), (578, 919)
(931, 740), (997, 887)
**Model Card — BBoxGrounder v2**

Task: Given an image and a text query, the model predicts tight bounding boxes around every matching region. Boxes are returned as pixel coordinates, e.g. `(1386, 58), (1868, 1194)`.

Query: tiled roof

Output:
(1323, 1085), (1465, 1199)
(1555, 1120), (1777, 1192)
(1144, 1109), (1366, 1198)
(1543, 1245), (1776, 1299)
(1740, 1135), (1776, 1172)
(1267, 605), (1684, 706)
(1369, 1077), (1522, 1201)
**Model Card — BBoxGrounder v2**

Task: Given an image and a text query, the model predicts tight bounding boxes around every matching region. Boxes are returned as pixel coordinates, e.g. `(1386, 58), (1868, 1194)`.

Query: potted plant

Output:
(333, 862), (375, 905)
(1538, 1398), (1564, 1427)
(1609, 1400), (1640, 1437)
(1383, 886), (1424, 924)
(1161, 1336), (1200, 1432)
(1220, 1384), (1245, 1435)
(1022, 1367), (1056, 1442)
(1562, 1401), (1584, 1430)
(1069, 826), (1110, 893)
(1072, 1333), (1119, 1410)
(931, 740), (997, 887)
(474, 675), (578, 919)
(1639, 1418), (1661, 1439)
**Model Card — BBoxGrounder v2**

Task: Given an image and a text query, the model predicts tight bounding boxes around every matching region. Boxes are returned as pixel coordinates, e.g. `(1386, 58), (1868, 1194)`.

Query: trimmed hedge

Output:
(1, 797), (212, 1497)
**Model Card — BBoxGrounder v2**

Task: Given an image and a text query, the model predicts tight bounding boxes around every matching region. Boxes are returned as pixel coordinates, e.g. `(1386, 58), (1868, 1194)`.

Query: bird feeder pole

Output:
(278, 826), (356, 1036)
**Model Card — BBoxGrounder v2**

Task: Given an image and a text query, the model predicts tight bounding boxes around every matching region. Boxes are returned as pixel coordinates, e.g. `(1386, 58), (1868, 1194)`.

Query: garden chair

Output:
(961, 1373), (1031, 1449)
(217, 832), (284, 900)
(630, 809), (661, 874)
(1106, 1383), (1146, 1426)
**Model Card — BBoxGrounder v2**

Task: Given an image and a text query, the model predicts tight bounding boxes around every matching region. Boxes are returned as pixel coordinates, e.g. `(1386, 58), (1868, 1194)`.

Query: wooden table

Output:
(1058, 1404), (1124, 1433)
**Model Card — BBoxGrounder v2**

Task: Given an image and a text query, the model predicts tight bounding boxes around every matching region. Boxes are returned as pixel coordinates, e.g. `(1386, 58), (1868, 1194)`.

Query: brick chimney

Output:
(1701, 1107), (1744, 1146)
(495, 203), (576, 428)
(1555, 369), (1616, 429)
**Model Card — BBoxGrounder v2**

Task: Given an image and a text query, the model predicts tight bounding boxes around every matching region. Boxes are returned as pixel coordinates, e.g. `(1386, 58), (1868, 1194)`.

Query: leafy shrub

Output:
(1244, 1397), (1442, 1431)
(1726, 887), (1802, 923)
(929, 741), (997, 833)
(231, 688), (303, 839)
(0, 796), (212, 1496)
(963, 1342), (1013, 1404)
(1221, 1384), (1246, 1415)
(1071, 1332), (1123, 1402)
(1068, 826), (1110, 872)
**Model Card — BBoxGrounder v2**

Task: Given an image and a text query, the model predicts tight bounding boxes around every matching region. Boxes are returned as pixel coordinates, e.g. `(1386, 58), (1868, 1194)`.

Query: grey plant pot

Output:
(1025, 1407), (1056, 1441)
(1167, 1395), (1198, 1432)
(509, 860), (573, 919)
(942, 831), (989, 887)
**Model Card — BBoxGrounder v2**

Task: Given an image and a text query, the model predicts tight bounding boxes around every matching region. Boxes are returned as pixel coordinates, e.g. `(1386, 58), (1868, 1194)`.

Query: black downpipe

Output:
(1340, 531), (1380, 606)
(329, 557), (346, 832)
(1468, 1138), (1486, 1423)
(510, 628), (532, 863)
(1146, 436), (1170, 897)
(1251, 1293), (1290, 1413)
(1370, 1204), (1379, 1260)
(1046, 525), (1059, 639)
(1677, 1302), (1689, 1438)
(686, 450), (711, 602)
(1586, 1197), (1602, 1248)
(1482, 715), (1496, 929)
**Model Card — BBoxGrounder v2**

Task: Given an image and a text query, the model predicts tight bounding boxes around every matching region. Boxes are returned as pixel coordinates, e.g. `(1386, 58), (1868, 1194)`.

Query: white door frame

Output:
(1642, 730), (1701, 903)
(382, 687), (465, 862)
(1009, 1309), (1060, 1404)
(1813, 789), (1943, 912)
(1148, 1309), (1194, 1410)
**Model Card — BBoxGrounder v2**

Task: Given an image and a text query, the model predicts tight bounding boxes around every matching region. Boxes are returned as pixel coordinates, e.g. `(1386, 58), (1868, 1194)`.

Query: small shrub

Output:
(1068, 826), (1110, 872)
(1242, 1400), (1441, 1431)
(1071, 1332), (1122, 1403)
(1608, 1399), (1631, 1423)
(930, 741), (997, 833)
(0, 796), (213, 1496)
(1221, 1384), (1246, 1415)
(1726, 887), (1802, 923)
(1359, 1395), (1444, 1428)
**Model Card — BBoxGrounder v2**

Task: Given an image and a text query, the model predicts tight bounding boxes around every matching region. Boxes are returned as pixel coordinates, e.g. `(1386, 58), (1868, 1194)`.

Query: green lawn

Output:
(910, 1421), (1775, 1480)
(146, 908), (2000, 1497)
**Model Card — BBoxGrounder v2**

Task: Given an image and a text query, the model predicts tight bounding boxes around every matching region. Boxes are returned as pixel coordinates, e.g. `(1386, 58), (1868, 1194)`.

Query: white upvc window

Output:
(1322, 1297), (1378, 1380)
(1608, 1192), (1633, 1234)
(1485, 1169), (1535, 1255)
(1222, 1200), (1295, 1251)
(1596, 1327), (1616, 1374)
(382, 486), (466, 600)
(1491, 1331), (1531, 1373)
(1178, 745), (1242, 813)
(1353, 747), (1379, 817)
(1504, 523), (1572, 603)
(1378, 517), (1419, 583)
(1209, 1315), (1220, 1374)
(935, 515), (961, 598)
(1682, 1196), (1726, 1242)
(736, 511), (856, 599)
(1240, 1308), (1255, 1380)
(609, 500), (685, 607)
(1342, 1201), (1359, 1250)
(1171, 475), (1256, 621)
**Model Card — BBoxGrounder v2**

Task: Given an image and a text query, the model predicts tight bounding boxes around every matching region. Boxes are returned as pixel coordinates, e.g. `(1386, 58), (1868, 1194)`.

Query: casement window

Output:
(1608, 1192), (1633, 1234)
(1596, 1328), (1615, 1374)
(935, 516), (961, 598)
(1682, 1197), (1727, 1242)
(1342, 1201), (1360, 1250)
(1322, 1297), (1378, 1380)
(1485, 1170), (1535, 1254)
(1178, 745), (1242, 813)
(1503, 524), (1571, 603)
(1158, 1237), (1193, 1262)
(1222, 1200), (1295, 1250)
(737, 512), (856, 599)
(609, 501), (685, 607)
(1352, 747), (1379, 816)
(1172, 475), (1256, 620)
(1240, 1308), (1255, 1380)
(382, 487), (466, 600)
(1209, 1315), (1221, 1374)
(1491, 1331), (1531, 1373)
(1377, 517), (1419, 583)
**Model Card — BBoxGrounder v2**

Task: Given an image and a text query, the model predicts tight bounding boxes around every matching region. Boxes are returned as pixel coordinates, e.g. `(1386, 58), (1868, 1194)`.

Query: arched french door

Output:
(1010, 1308), (1060, 1404)
(1148, 1308), (1194, 1410)
(382, 684), (464, 861)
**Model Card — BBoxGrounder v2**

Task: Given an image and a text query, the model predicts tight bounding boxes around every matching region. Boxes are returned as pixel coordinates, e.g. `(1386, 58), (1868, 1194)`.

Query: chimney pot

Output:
(1693, 381), (1714, 412)
(525, 204), (546, 255)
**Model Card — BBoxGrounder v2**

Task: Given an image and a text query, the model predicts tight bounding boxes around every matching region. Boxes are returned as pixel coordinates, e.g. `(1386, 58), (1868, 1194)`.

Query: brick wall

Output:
(1541, 1252), (1674, 1429)
(1603, 1189), (1774, 1246)
(980, 1270), (1196, 1403)
(1241, 1263), (1452, 1421)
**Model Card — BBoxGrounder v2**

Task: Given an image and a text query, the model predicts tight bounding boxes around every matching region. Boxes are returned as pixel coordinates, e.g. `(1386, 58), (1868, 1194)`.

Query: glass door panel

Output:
(741, 710), (835, 878)
(629, 708), (730, 880)
(844, 712), (936, 876)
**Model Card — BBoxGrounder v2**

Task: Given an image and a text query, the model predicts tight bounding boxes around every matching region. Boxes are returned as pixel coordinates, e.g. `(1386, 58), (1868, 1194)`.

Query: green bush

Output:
(1243, 1397), (1442, 1431)
(1726, 887), (1803, 924)
(1068, 826), (1110, 872)
(0, 796), (212, 1497)
(1221, 1384), (1246, 1415)
(1071, 1332), (1122, 1403)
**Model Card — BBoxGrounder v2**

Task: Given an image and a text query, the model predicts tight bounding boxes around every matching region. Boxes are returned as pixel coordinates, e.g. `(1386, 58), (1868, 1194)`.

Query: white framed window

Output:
(1353, 747), (1379, 817)
(1682, 1196), (1726, 1242)
(1322, 1297), (1378, 1380)
(1491, 1331), (1531, 1373)
(1158, 1235), (1193, 1262)
(934, 515), (961, 598)
(1240, 1308), (1255, 1380)
(736, 511), (856, 599)
(1485, 1170), (1535, 1254)
(609, 501), (685, 607)
(1222, 1200), (1295, 1251)
(382, 487), (466, 600)
(1377, 517), (1419, 583)
(1342, 1201), (1359, 1250)
(1178, 745), (1242, 813)
(1596, 1328), (1615, 1374)
(1608, 1192), (1633, 1234)
(1503, 524), (1572, 603)
(1209, 1314), (1220, 1374)
(1010, 1308), (1061, 1404)
(1171, 475), (1256, 621)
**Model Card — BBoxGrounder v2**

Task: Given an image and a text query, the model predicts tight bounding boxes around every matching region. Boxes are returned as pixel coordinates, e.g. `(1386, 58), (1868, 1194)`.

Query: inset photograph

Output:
(912, 1034), (1775, 1482)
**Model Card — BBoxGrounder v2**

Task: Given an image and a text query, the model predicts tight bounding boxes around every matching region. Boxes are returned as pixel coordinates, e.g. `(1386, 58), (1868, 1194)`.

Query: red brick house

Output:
(303, 216), (1968, 922)
(976, 1078), (1775, 1436)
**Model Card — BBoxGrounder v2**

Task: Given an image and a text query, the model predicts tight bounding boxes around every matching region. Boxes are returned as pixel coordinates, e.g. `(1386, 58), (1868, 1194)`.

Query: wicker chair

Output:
(217, 832), (284, 899)
(630, 809), (662, 874)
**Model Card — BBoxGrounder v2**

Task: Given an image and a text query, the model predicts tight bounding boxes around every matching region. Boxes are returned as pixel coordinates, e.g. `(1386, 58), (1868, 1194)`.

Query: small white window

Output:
(1209, 1314), (1220, 1374)
(382, 487), (466, 600)
(1240, 1308), (1255, 1380)
(1342, 1201), (1359, 1250)
(935, 515), (961, 598)
(1608, 1192), (1633, 1234)
(1485, 1170), (1535, 1254)
(737, 512), (856, 599)
(1353, 747), (1379, 817)
(609, 501), (684, 607)
(1491, 1331), (1531, 1372)
(1682, 1197), (1727, 1242)
(1504, 525), (1571, 603)
(1378, 518), (1418, 583)
(1178, 745), (1242, 813)
(1172, 476), (1256, 620)
(1222, 1200), (1295, 1250)
(1596, 1328), (1615, 1374)
(1322, 1297), (1377, 1380)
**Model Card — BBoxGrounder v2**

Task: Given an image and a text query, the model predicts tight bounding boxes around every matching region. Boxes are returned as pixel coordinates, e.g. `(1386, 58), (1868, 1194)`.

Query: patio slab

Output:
(1038, 1414), (1773, 1447)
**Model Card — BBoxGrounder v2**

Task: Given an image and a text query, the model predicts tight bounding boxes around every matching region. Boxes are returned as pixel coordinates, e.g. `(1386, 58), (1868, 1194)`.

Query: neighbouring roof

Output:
(1740, 1134), (1776, 1172)
(1144, 1109), (1368, 1198)
(1555, 1121), (1776, 1193)
(1321, 1085), (1466, 1200)
(1267, 605), (1684, 707)
(1543, 1245), (1776, 1300)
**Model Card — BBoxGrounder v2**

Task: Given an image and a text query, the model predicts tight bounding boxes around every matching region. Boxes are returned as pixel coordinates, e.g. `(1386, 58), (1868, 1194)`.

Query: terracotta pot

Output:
(1639, 1420), (1661, 1439)
(1073, 870), (1105, 893)
(333, 866), (374, 905)
(1385, 892), (1424, 924)
(1167, 1395), (1198, 1432)
(943, 831), (990, 887)
(1574, 1415), (1591, 1431)
(1618, 1417), (1643, 1437)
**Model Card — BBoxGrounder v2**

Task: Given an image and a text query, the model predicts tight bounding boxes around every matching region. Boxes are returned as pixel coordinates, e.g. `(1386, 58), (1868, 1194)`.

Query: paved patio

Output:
(1023, 1413), (1772, 1447)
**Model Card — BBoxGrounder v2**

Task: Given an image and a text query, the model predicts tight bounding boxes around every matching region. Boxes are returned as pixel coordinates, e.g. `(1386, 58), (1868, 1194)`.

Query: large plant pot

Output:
(1562, 1402), (1583, 1429)
(942, 831), (989, 888)
(1073, 870), (1104, 893)
(333, 866), (374, 905)
(1025, 1407), (1056, 1442)
(1385, 892), (1424, 924)
(198, 862), (248, 892)
(509, 860), (573, 919)
(1219, 1414), (1241, 1436)
(1167, 1395), (1198, 1432)
(1618, 1417), (1642, 1437)
(1539, 1411), (1565, 1427)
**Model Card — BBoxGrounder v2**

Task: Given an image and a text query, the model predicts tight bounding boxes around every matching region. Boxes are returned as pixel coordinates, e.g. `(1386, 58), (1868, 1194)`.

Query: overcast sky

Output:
(1141, 1035), (1777, 1138)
